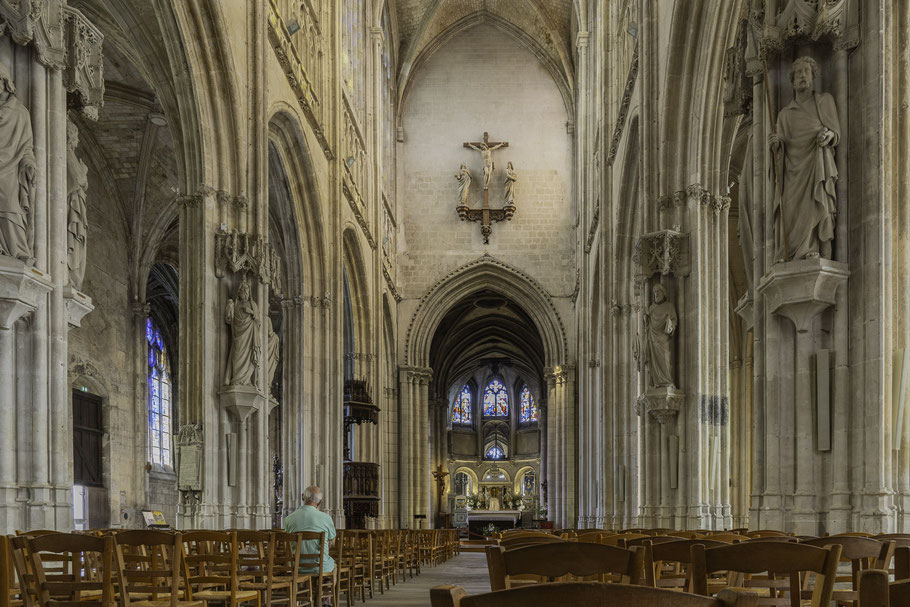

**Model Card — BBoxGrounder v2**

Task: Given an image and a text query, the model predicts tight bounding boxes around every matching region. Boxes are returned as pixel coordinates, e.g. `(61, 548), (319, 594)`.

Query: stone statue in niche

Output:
(266, 322), (280, 393)
(643, 283), (677, 389)
(0, 63), (36, 262)
(768, 56), (839, 262)
(224, 278), (262, 386)
(503, 162), (517, 205)
(66, 120), (89, 289)
(455, 163), (471, 205)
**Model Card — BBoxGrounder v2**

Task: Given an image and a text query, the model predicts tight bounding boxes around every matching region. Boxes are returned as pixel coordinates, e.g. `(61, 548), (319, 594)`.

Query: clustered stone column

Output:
(0, 2), (102, 532)
(398, 366), (432, 527)
(545, 365), (576, 528)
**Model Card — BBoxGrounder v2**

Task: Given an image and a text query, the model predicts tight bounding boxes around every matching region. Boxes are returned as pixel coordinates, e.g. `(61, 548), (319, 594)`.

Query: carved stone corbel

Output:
(633, 230), (689, 278)
(0, 256), (52, 329)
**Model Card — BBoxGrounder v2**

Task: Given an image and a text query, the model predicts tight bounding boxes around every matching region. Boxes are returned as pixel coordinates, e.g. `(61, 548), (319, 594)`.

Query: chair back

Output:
(498, 535), (565, 550)
(691, 541), (841, 607)
(181, 530), (238, 602)
(644, 539), (729, 590)
(1, 536), (17, 607)
(26, 533), (114, 607)
(430, 581), (761, 607)
(485, 542), (643, 591)
(113, 530), (183, 607)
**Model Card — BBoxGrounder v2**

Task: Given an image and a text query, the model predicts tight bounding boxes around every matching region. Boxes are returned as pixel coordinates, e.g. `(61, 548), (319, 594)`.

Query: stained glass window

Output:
(485, 446), (504, 460)
(147, 318), (172, 468)
(519, 385), (539, 423)
(452, 385), (472, 425)
(482, 379), (509, 417)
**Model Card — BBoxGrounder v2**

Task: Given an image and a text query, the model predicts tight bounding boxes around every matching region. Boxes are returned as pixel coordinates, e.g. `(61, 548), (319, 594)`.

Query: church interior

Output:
(2, 0), (910, 604)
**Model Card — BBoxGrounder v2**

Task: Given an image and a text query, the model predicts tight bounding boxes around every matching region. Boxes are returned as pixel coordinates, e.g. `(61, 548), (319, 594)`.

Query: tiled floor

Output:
(351, 552), (490, 606)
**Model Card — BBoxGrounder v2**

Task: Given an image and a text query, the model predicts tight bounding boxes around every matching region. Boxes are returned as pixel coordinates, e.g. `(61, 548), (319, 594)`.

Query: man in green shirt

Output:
(284, 485), (337, 575)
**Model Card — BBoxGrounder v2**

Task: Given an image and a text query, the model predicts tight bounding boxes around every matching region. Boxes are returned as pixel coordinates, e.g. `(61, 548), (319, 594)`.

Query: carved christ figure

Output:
(643, 283), (677, 389)
(0, 62), (36, 262)
(455, 163), (471, 205)
(504, 162), (517, 205)
(224, 279), (262, 386)
(67, 120), (89, 289)
(768, 56), (839, 261)
(466, 140), (507, 189)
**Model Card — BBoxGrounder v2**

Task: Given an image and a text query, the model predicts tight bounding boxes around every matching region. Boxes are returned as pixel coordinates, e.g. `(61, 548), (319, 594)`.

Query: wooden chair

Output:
(705, 533), (750, 543)
(799, 536), (893, 606)
(643, 538), (729, 591)
(690, 541), (842, 607)
(857, 569), (910, 607)
(430, 581), (761, 607)
(485, 542), (643, 591)
(26, 533), (115, 607)
(113, 530), (201, 607)
(234, 530), (290, 607)
(498, 535), (566, 550)
(622, 535), (685, 549)
(271, 532), (313, 607)
(180, 531), (260, 607)
(2, 536), (22, 607)
(745, 530), (792, 538)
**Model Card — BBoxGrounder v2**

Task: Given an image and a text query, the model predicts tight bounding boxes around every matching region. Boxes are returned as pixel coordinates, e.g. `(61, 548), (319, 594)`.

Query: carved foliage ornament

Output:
(63, 7), (103, 120)
(0, 0), (65, 68)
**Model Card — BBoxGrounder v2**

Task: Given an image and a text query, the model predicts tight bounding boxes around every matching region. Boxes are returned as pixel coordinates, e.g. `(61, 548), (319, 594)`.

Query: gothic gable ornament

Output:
(633, 229), (689, 278)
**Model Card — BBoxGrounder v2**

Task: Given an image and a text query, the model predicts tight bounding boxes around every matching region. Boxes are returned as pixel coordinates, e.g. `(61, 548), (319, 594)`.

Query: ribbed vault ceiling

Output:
(429, 289), (545, 395)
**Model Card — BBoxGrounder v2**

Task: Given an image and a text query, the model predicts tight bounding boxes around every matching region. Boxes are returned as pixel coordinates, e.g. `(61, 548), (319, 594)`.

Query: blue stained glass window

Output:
(519, 385), (539, 423)
(147, 318), (173, 468)
(452, 385), (472, 425)
(485, 446), (504, 460)
(482, 379), (509, 417)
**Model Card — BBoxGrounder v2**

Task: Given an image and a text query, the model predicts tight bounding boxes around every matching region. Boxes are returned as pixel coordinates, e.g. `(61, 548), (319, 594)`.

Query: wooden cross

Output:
(458, 132), (514, 244)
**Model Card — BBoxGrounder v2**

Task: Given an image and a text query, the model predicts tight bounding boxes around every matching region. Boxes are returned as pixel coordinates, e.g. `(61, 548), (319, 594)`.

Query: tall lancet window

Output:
(452, 385), (472, 425)
(482, 379), (509, 417)
(519, 385), (539, 423)
(147, 318), (172, 468)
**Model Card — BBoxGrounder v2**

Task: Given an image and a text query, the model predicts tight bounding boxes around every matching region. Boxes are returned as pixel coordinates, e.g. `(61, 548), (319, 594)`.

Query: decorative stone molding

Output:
(756, 257), (849, 333)
(686, 184), (731, 213)
(62, 7), (103, 120)
(381, 265), (402, 303)
(0, 257), (52, 329)
(584, 203), (599, 254)
(62, 285), (92, 328)
(633, 230), (689, 278)
(218, 384), (266, 423)
(606, 47), (639, 167)
(401, 365), (432, 384)
(735, 292), (754, 330)
(545, 364), (574, 386)
(0, 0), (66, 69)
(216, 190), (248, 210)
(342, 176), (376, 250)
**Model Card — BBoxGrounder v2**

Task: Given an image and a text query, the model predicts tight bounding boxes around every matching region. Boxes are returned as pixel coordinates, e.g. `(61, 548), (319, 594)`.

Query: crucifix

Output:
(457, 132), (514, 244)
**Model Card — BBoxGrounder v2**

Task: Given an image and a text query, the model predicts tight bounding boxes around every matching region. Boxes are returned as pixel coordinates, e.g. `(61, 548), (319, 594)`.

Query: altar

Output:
(466, 509), (521, 537)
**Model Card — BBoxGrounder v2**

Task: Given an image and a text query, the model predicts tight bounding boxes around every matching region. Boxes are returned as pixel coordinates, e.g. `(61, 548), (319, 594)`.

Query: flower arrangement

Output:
(465, 494), (485, 510)
(505, 494), (523, 510)
(482, 523), (500, 537)
(537, 506), (548, 519)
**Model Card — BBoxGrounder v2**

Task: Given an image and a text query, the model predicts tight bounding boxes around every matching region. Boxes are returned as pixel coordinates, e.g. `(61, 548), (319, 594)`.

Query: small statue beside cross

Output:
(456, 131), (516, 244)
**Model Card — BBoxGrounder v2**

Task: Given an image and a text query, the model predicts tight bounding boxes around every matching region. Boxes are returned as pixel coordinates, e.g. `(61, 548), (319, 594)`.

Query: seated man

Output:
(285, 485), (336, 603)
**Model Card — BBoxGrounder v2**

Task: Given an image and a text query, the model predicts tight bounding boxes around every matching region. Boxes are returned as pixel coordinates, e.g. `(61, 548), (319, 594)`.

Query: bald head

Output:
(302, 485), (323, 506)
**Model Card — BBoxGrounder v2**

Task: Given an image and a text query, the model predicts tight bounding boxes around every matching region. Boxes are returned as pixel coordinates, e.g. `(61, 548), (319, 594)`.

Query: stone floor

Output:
(351, 552), (490, 606)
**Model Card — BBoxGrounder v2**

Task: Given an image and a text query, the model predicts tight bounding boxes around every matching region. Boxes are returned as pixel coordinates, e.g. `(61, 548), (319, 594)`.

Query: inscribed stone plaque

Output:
(177, 444), (202, 490)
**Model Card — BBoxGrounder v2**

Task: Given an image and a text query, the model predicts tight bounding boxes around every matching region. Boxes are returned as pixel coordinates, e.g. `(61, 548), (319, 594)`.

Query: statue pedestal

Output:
(0, 257), (53, 329)
(735, 292), (754, 331)
(756, 258), (849, 333)
(63, 285), (93, 328)
(638, 386), (685, 424)
(218, 384), (266, 422)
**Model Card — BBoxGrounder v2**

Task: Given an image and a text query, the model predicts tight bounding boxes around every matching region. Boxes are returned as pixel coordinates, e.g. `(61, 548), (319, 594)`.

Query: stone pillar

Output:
(0, 3), (102, 533)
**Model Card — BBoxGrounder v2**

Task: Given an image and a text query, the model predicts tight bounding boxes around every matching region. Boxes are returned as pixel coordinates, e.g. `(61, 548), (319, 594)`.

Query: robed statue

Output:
(504, 162), (517, 205)
(67, 120), (89, 289)
(0, 63), (36, 262)
(266, 323), (280, 392)
(768, 56), (839, 261)
(643, 283), (677, 389)
(455, 163), (471, 205)
(224, 279), (262, 386)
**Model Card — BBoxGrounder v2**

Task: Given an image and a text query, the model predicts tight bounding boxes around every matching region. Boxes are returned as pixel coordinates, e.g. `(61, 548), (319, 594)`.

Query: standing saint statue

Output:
(643, 283), (677, 389)
(768, 56), (839, 261)
(0, 62), (36, 262)
(266, 323), (280, 392)
(224, 279), (262, 386)
(503, 162), (517, 205)
(465, 140), (507, 189)
(66, 120), (89, 289)
(455, 163), (472, 205)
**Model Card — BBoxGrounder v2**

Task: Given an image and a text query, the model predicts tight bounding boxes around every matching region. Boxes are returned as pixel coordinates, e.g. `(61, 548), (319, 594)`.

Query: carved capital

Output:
(633, 230), (689, 278)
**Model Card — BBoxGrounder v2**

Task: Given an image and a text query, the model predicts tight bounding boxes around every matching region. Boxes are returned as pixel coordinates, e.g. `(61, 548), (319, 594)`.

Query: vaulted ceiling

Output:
(393, 0), (577, 115)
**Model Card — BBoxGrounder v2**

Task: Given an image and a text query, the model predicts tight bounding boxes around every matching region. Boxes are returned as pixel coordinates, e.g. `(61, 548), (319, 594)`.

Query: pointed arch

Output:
(405, 256), (568, 368)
